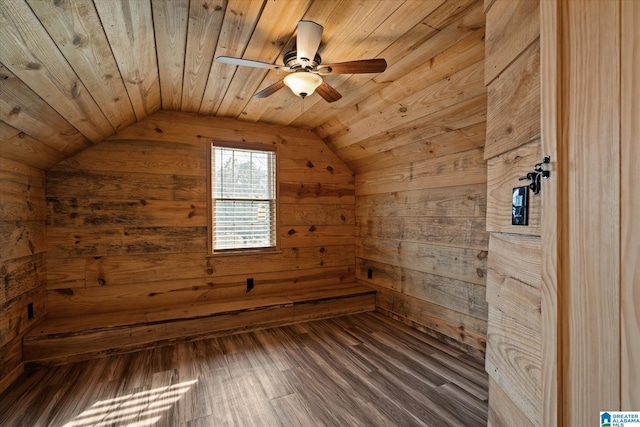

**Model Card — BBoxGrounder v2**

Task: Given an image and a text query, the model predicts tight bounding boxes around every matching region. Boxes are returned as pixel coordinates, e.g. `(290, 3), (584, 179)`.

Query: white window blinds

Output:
(212, 145), (276, 251)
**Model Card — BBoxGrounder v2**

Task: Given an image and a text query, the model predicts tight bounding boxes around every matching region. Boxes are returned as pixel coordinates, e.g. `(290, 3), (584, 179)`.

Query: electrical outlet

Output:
(246, 277), (254, 293)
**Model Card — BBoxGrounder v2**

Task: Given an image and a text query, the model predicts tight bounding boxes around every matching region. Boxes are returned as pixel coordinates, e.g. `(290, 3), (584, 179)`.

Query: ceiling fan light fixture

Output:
(219, 20), (384, 103)
(283, 72), (322, 97)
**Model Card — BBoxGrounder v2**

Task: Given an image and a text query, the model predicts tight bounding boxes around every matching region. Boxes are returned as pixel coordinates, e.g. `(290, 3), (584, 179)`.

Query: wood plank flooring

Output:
(0, 312), (488, 427)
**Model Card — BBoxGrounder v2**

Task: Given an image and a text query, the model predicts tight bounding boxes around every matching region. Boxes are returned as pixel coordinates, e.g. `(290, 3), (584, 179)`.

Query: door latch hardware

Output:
(519, 155), (551, 195)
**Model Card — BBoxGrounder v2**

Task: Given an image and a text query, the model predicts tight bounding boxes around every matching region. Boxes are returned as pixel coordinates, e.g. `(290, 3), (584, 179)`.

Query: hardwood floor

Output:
(0, 312), (488, 427)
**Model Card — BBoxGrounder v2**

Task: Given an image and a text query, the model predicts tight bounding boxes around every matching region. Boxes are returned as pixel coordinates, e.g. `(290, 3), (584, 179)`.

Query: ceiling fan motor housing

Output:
(284, 50), (322, 71)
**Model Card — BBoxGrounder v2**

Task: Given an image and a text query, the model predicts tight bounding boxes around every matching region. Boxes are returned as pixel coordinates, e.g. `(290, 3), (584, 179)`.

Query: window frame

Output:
(207, 141), (280, 256)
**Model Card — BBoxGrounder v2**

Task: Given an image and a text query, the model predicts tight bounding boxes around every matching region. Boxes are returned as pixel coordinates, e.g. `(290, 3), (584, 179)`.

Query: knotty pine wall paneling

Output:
(306, 0), (490, 354)
(45, 112), (356, 320)
(355, 151), (489, 354)
(355, 145), (489, 353)
(0, 157), (47, 393)
(484, 0), (542, 425)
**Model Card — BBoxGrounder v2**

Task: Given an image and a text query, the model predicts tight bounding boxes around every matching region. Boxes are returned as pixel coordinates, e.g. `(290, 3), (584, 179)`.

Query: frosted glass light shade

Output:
(283, 72), (322, 97)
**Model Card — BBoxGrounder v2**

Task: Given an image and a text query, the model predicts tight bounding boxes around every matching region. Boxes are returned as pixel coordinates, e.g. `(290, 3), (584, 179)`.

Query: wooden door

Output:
(541, 0), (640, 424)
(620, 0), (639, 412)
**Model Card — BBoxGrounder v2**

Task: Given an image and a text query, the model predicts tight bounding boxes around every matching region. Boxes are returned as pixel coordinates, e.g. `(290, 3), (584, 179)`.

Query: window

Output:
(211, 144), (277, 252)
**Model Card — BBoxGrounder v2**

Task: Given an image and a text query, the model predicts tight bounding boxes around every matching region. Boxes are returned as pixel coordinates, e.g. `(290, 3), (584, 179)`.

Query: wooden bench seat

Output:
(23, 283), (375, 365)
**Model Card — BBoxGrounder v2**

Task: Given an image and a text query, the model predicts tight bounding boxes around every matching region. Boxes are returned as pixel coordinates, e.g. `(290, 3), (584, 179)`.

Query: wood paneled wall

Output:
(352, 91), (489, 353)
(345, 4), (489, 355)
(308, 0), (490, 354)
(355, 165), (489, 354)
(0, 157), (47, 393)
(484, 0), (542, 425)
(44, 112), (356, 320)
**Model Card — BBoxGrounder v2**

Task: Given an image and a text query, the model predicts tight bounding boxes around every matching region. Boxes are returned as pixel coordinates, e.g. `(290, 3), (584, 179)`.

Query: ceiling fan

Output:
(216, 20), (387, 103)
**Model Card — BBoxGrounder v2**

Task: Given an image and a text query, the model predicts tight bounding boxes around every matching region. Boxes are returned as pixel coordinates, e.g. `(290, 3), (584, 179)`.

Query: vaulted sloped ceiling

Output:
(0, 0), (485, 172)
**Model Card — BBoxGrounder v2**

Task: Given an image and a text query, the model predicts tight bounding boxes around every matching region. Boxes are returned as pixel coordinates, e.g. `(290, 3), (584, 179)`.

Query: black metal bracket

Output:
(519, 155), (551, 195)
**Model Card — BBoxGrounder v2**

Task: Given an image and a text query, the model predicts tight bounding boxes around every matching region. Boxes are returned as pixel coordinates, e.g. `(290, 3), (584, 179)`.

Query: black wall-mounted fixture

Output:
(519, 155), (551, 195)
(512, 186), (529, 225)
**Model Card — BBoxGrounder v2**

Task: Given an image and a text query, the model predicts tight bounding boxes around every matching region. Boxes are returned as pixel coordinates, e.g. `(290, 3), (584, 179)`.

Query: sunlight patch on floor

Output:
(63, 379), (198, 427)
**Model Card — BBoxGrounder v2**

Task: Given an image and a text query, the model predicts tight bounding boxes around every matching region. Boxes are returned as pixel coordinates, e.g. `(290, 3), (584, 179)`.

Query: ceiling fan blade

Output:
(296, 21), (323, 64)
(254, 80), (286, 98)
(316, 81), (342, 103)
(216, 56), (289, 71)
(317, 58), (387, 75)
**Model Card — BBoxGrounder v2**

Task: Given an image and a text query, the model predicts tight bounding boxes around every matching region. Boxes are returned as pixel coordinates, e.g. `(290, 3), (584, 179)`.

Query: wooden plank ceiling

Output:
(0, 0), (485, 172)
